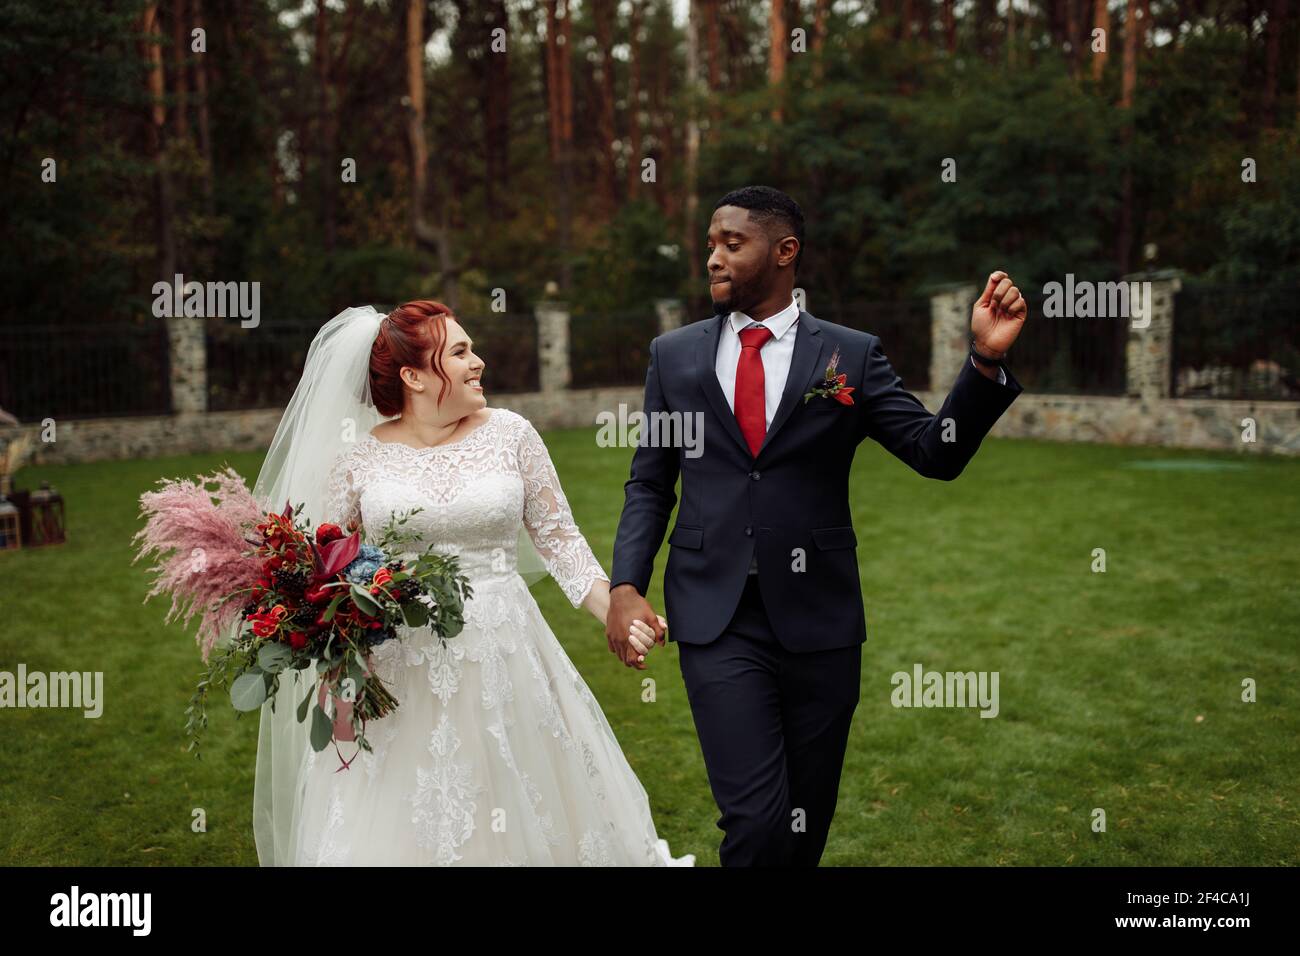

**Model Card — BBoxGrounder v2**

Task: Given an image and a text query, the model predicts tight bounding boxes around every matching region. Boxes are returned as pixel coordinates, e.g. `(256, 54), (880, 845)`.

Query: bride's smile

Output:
(370, 312), (489, 450)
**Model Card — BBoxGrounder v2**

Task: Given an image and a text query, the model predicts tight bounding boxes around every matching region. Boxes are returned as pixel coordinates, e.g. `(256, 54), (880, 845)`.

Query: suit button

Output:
(745, 526), (752, 536)
(749, 470), (761, 480)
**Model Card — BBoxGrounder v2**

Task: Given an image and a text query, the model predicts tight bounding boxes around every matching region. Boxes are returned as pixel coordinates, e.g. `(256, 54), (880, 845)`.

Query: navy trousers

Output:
(677, 574), (862, 866)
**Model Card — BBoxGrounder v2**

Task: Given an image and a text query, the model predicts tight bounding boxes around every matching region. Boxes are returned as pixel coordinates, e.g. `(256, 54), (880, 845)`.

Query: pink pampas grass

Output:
(133, 466), (265, 661)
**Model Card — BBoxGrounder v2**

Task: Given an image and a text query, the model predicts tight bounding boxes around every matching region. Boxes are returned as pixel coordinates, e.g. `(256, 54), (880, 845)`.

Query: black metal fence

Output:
(1172, 284), (1300, 400)
(10, 287), (1292, 422)
(206, 320), (318, 412)
(0, 323), (172, 421)
(996, 289), (1128, 395)
(569, 309), (659, 388)
(460, 312), (539, 395)
(206, 313), (540, 412)
(814, 299), (933, 391)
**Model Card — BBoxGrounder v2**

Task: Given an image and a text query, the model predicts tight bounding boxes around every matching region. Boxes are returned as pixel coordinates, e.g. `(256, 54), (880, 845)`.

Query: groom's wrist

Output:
(970, 337), (1007, 364)
(970, 355), (1001, 381)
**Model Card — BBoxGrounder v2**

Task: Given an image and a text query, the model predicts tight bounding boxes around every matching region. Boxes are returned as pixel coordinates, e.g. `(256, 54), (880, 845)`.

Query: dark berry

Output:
(272, 567), (309, 598)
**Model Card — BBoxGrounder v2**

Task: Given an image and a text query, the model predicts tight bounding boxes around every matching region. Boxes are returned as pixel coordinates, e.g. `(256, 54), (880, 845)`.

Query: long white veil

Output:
(248, 304), (549, 866)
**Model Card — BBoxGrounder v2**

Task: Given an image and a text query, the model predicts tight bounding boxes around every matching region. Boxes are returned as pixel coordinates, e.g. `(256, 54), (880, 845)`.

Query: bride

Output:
(250, 300), (694, 866)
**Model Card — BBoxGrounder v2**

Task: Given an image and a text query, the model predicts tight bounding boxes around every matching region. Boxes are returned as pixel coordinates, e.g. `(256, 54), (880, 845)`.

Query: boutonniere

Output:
(803, 346), (855, 405)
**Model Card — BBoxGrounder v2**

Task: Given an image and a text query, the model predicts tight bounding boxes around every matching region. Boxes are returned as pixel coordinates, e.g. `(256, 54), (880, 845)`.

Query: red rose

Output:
(287, 631), (308, 650)
(316, 523), (344, 546)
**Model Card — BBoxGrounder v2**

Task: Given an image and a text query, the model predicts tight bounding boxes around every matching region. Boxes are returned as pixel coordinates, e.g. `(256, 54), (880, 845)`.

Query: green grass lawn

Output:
(1, 426), (1297, 866)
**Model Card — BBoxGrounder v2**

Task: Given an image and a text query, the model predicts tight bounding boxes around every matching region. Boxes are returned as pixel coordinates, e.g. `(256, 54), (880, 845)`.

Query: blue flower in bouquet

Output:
(343, 544), (385, 585)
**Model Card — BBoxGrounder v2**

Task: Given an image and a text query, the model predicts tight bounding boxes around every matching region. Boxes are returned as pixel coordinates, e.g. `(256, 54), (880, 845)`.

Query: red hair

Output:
(368, 300), (457, 416)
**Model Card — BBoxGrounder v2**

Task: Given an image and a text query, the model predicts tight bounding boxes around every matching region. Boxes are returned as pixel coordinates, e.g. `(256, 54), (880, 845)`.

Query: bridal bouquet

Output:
(133, 467), (473, 763)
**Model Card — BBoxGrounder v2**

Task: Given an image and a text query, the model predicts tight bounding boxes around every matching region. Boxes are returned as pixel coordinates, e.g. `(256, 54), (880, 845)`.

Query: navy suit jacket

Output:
(610, 310), (1023, 653)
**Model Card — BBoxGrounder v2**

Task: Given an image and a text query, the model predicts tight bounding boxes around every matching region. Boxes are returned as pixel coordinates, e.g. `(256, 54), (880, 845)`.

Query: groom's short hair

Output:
(714, 186), (804, 273)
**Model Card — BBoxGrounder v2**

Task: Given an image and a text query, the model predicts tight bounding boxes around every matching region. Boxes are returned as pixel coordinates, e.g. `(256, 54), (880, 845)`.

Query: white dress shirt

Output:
(714, 297), (1005, 574)
(714, 297), (800, 573)
(713, 296), (802, 431)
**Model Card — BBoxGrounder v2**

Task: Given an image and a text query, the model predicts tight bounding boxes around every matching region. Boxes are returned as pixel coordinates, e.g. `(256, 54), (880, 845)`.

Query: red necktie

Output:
(734, 324), (774, 457)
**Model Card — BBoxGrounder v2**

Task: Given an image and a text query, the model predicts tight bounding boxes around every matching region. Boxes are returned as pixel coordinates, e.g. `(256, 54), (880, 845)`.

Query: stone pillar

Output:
(929, 283), (977, 390)
(1124, 270), (1181, 400)
(535, 301), (571, 392)
(166, 316), (207, 413)
(655, 298), (684, 336)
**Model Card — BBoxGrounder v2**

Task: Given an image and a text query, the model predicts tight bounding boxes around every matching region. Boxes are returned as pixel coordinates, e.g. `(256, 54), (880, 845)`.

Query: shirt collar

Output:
(728, 296), (800, 341)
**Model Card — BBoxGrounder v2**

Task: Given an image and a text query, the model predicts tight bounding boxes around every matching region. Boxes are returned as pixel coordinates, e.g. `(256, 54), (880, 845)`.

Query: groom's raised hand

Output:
(607, 583), (666, 670)
(970, 270), (1028, 359)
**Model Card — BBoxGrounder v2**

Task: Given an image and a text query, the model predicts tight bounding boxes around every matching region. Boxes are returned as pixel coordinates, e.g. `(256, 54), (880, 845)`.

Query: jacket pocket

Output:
(811, 525), (857, 550)
(668, 524), (703, 550)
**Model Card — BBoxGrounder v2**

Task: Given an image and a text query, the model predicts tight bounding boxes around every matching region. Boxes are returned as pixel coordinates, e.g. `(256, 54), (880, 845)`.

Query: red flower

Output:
(305, 584), (333, 605)
(315, 523), (344, 546)
(249, 604), (288, 638)
(372, 567), (394, 589)
(833, 386), (855, 405)
(287, 631), (308, 650)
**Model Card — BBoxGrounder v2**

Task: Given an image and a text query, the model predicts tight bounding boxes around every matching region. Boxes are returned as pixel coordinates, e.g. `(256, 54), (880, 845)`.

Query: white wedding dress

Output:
(289, 406), (693, 866)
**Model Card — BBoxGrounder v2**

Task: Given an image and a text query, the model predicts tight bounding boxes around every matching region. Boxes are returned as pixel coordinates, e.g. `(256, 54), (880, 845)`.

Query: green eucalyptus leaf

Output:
(309, 705), (333, 752)
(350, 583), (382, 617)
(322, 592), (347, 623)
(230, 672), (268, 712)
(257, 642), (292, 674)
(402, 601), (429, 629)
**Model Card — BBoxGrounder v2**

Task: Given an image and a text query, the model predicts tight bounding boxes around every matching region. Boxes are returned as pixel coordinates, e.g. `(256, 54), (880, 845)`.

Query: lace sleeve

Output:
(324, 445), (362, 530)
(516, 415), (610, 608)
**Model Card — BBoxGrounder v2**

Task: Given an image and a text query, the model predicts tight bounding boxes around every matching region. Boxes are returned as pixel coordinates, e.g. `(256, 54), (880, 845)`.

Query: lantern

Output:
(28, 481), (65, 547)
(0, 499), (18, 551)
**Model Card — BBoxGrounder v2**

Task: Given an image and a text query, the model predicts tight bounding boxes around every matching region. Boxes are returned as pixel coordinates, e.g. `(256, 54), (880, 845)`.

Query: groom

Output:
(607, 185), (1027, 866)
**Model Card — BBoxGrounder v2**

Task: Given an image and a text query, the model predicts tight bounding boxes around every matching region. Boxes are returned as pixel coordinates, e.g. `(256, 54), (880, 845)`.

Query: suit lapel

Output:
(694, 310), (827, 461)
(757, 311), (824, 458)
(694, 315), (752, 458)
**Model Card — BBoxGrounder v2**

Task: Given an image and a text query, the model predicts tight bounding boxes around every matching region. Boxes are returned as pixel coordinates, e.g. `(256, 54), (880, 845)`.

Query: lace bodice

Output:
(323, 407), (608, 608)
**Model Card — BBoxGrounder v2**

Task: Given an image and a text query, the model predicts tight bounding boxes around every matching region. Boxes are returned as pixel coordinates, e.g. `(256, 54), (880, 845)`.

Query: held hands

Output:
(606, 583), (667, 670)
(970, 270), (1028, 359)
(627, 616), (667, 666)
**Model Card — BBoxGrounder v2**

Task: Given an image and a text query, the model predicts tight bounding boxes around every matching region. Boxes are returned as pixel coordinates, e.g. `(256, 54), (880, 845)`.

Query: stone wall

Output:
(916, 389), (1300, 456)
(1, 387), (649, 467)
